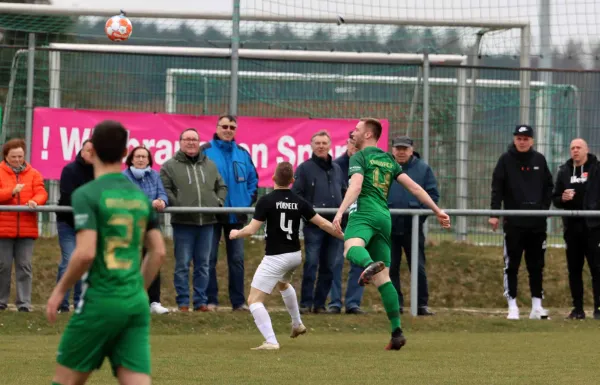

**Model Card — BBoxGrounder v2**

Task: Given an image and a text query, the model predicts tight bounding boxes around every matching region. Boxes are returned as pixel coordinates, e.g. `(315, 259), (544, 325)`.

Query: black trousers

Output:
(564, 221), (600, 310)
(390, 224), (429, 309)
(503, 227), (546, 300)
(142, 247), (161, 304)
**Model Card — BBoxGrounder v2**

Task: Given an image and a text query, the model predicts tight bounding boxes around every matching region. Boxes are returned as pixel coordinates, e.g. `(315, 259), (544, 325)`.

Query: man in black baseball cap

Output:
(513, 125), (534, 138)
(490, 124), (553, 320)
(388, 135), (438, 316)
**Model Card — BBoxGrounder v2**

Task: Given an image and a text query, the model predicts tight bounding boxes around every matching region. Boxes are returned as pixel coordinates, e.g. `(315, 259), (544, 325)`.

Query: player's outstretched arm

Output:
(333, 173), (364, 232)
(47, 230), (97, 323)
(396, 173), (451, 228)
(141, 229), (167, 290)
(230, 219), (264, 239)
(310, 214), (344, 240)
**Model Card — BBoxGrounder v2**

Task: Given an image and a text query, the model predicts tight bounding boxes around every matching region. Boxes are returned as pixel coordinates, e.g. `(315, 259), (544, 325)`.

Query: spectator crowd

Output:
(0, 120), (599, 320)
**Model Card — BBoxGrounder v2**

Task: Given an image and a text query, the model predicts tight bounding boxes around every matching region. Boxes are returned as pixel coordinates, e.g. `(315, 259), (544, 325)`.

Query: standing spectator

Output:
(489, 125), (554, 320)
(160, 128), (228, 312)
(387, 136), (438, 316)
(124, 146), (170, 315)
(330, 132), (365, 314)
(552, 138), (600, 320)
(55, 139), (94, 313)
(0, 138), (48, 312)
(292, 130), (346, 314)
(201, 115), (258, 312)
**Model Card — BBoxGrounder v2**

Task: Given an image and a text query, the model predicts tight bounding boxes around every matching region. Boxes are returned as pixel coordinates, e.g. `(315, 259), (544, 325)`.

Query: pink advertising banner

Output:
(31, 108), (389, 187)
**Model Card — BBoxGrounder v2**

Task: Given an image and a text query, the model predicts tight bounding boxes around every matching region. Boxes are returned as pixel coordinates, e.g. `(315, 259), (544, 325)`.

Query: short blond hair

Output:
(311, 130), (331, 142)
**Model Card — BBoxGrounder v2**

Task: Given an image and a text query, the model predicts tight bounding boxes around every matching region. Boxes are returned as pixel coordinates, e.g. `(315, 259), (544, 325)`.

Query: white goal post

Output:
(165, 67), (579, 240)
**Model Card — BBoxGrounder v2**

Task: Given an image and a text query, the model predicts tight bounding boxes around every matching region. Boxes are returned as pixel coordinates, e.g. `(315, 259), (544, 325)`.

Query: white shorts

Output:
(251, 251), (302, 294)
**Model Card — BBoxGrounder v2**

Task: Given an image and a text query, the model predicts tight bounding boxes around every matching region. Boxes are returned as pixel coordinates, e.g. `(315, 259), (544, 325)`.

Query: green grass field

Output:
(2, 311), (600, 384)
(2, 238), (600, 384)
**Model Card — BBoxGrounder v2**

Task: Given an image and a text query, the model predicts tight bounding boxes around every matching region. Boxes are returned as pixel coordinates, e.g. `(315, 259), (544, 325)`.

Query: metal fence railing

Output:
(1, 205), (597, 316)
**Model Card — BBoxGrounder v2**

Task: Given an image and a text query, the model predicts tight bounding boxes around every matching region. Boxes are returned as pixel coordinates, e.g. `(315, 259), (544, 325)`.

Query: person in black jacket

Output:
(489, 125), (554, 320)
(292, 130), (346, 314)
(552, 138), (600, 320)
(331, 132), (365, 314)
(55, 140), (94, 313)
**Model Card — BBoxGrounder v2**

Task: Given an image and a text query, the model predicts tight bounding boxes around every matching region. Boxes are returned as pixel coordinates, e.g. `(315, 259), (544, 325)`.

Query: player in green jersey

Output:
(333, 118), (451, 351)
(46, 120), (167, 385)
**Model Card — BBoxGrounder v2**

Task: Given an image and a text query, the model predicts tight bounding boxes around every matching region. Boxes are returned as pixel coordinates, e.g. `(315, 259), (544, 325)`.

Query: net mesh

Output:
(0, 2), (597, 244)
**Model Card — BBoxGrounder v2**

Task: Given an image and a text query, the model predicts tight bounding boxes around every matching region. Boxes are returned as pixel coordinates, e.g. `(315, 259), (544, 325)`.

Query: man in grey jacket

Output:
(160, 128), (228, 312)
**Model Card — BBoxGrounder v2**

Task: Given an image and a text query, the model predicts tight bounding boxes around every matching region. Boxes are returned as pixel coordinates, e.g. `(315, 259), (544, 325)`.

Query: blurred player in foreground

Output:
(230, 161), (344, 350)
(332, 118), (451, 351)
(46, 120), (167, 385)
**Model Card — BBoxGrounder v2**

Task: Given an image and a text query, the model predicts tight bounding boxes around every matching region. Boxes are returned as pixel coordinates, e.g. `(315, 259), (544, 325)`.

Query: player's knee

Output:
(276, 282), (290, 291)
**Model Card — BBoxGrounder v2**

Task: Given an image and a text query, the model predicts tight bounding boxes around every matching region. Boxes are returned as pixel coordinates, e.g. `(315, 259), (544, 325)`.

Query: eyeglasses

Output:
(181, 138), (199, 143)
(219, 124), (237, 130)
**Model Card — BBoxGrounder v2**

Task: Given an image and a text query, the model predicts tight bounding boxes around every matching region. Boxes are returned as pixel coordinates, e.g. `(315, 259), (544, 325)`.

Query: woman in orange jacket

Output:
(0, 138), (48, 312)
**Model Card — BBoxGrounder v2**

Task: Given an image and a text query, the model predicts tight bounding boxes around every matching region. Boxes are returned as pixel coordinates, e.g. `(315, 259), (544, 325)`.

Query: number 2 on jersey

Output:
(372, 167), (391, 195)
(280, 212), (293, 240)
(105, 213), (145, 270)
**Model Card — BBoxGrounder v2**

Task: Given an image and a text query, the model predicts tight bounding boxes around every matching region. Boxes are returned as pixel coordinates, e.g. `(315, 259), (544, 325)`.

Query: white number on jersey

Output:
(280, 212), (293, 240)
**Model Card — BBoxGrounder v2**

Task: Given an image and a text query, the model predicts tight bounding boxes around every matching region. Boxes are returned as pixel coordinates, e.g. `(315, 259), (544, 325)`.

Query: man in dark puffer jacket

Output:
(552, 138), (600, 320)
(55, 140), (94, 313)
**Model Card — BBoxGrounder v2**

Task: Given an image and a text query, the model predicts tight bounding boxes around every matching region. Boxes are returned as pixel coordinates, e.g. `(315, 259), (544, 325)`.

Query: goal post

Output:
(165, 66), (578, 240)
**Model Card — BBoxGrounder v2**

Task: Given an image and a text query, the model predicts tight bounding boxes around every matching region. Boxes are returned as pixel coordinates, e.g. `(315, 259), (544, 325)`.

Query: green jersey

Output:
(348, 146), (403, 216)
(72, 172), (159, 300)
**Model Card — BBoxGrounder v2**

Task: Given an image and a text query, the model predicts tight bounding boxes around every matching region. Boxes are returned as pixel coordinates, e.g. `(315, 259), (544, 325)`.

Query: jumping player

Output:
(230, 161), (344, 350)
(332, 118), (451, 351)
(46, 120), (167, 385)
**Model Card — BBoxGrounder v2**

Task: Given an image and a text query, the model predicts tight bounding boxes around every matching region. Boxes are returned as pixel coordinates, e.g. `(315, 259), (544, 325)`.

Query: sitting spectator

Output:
(0, 138), (48, 312)
(55, 139), (94, 313)
(123, 146), (169, 314)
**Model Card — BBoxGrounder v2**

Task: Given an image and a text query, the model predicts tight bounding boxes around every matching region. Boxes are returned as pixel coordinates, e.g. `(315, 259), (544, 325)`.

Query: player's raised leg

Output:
(248, 287), (280, 350)
(343, 236), (385, 287)
(277, 281), (306, 338)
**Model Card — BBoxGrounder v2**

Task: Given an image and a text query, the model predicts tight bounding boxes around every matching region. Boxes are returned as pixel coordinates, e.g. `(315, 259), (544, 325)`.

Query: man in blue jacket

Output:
(387, 136), (439, 316)
(330, 132), (365, 314)
(292, 130), (346, 314)
(202, 115), (259, 311)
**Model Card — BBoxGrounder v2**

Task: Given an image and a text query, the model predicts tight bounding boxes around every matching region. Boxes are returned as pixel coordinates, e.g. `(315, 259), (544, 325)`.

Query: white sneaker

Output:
(507, 307), (520, 320)
(530, 307), (549, 320)
(150, 302), (169, 315)
(251, 341), (280, 350)
(207, 304), (218, 312)
(290, 323), (307, 338)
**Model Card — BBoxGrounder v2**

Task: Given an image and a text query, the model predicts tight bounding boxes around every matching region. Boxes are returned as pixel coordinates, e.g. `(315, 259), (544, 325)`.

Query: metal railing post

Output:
(410, 214), (420, 317)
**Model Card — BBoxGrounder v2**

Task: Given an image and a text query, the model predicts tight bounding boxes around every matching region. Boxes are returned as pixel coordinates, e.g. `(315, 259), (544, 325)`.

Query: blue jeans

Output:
(207, 223), (246, 308)
(329, 261), (365, 310)
(300, 225), (343, 310)
(56, 221), (82, 309)
(172, 224), (214, 308)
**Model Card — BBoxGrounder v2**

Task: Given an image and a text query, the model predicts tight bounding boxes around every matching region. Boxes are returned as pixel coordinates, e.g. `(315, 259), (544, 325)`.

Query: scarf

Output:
(10, 163), (26, 174)
(130, 166), (151, 180)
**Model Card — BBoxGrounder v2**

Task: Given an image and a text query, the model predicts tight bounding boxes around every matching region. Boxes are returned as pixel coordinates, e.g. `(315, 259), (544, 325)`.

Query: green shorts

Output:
(56, 295), (151, 377)
(344, 212), (392, 267)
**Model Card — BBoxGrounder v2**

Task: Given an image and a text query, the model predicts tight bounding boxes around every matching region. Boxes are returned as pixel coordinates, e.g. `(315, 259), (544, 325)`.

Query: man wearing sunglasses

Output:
(202, 115), (259, 312)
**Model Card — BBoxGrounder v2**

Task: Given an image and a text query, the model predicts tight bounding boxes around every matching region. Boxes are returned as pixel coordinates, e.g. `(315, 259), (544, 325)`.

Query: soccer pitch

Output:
(1, 311), (599, 385)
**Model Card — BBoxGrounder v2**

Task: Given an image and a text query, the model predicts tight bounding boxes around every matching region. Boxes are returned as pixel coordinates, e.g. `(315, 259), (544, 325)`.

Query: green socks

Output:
(378, 281), (401, 331)
(346, 247), (401, 332)
(346, 246), (374, 268)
